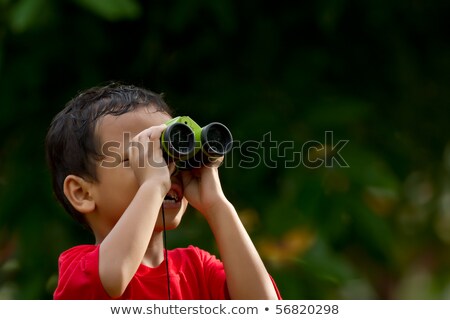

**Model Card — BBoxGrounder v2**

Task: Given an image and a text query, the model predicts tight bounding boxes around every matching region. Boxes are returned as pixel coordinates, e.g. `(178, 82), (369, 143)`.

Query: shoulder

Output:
(168, 245), (224, 272)
(56, 245), (100, 287)
(58, 244), (99, 267)
(169, 245), (220, 262)
(54, 244), (108, 299)
(168, 246), (228, 299)
(60, 244), (98, 257)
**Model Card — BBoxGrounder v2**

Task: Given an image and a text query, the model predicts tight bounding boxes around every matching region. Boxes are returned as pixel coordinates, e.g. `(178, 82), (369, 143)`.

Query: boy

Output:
(46, 83), (281, 299)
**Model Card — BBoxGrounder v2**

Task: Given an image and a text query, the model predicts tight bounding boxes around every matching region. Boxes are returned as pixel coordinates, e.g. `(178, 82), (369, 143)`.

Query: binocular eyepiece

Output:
(161, 116), (233, 169)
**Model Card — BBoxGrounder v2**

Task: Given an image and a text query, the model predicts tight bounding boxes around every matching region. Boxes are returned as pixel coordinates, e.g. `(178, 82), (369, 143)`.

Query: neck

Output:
(142, 231), (165, 268)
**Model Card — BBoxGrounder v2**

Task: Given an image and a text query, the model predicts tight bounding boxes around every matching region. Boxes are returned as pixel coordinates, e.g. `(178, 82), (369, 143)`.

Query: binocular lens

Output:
(162, 117), (233, 168)
(163, 123), (195, 159)
(201, 122), (233, 156)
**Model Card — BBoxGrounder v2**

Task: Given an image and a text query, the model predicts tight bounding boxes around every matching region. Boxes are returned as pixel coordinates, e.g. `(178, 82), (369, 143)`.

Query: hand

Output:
(128, 124), (174, 193)
(180, 161), (228, 218)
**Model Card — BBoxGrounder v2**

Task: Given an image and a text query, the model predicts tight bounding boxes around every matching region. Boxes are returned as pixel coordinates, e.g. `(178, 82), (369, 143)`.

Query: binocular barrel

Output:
(161, 122), (195, 160)
(200, 122), (233, 157)
(161, 116), (233, 169)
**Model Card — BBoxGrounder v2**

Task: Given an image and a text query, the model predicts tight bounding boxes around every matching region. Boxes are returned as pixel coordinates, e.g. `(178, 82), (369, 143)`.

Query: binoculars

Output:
(161, 116), (233, 169)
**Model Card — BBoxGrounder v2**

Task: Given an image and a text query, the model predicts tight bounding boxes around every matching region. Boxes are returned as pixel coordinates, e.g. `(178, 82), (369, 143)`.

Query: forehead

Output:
(96, 107), (172, 144)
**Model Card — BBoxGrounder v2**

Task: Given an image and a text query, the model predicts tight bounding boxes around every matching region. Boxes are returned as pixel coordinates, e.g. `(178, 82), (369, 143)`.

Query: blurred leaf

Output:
(74, 0), (141, 21)
(349, 200), (394, 261)
(298, 238), (356, 284)
(345, 144), (400, 191)
(258, 227), (316, 267)
(8, 0), (43, 33)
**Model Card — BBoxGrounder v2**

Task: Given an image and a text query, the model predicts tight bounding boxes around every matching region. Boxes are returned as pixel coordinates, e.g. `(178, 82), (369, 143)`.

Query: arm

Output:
(182, 166), (279, 300)
(99, 125), (171, 298)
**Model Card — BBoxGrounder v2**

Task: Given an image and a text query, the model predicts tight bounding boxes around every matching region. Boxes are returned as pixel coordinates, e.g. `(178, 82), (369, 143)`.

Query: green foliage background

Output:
(1, 0), (450, 299)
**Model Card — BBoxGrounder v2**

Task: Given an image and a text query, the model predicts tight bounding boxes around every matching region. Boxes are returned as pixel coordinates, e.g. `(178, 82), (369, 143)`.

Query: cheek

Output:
(95, 168), (139, 214)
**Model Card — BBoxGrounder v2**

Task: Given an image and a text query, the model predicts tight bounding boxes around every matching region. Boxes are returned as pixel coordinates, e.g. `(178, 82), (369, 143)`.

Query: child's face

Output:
(91, 106), (188, 233)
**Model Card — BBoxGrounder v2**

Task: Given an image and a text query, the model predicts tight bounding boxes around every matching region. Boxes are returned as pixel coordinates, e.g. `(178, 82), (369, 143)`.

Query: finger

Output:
(147, 124), (167, 141)
(133, 124), (167, 143)
(205, 156), (224, 168)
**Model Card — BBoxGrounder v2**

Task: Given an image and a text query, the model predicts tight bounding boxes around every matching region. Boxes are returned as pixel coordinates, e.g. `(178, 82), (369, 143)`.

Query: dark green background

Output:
(1, 0), (450, 299)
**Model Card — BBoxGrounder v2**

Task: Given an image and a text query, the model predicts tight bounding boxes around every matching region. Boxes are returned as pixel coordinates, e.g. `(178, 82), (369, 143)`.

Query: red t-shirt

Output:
(54, 245), (281, 300)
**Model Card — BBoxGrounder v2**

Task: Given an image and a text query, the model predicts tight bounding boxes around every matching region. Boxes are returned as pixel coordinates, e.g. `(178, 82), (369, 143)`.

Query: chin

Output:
(156, 198), (187, 231)
(155, 217), (182, 231)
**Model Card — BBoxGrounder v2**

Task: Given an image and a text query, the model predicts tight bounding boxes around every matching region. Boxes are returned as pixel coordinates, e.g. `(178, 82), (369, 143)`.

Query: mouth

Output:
(163, 181), (183, 208)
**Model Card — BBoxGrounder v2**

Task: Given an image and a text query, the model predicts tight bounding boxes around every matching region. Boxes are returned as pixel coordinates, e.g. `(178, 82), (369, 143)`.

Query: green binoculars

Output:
(161, 116), (233, 169)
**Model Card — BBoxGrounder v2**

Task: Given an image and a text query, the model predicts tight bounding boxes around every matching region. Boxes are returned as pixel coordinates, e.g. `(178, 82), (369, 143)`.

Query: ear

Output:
(63, 175), (96, 214)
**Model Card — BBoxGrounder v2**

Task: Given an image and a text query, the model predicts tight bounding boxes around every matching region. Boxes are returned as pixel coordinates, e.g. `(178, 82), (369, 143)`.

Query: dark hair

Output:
(45, 83), (173, 229)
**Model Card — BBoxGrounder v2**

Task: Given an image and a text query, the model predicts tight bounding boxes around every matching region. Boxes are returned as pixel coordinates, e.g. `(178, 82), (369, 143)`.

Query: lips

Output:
(164, 189), (180, 202)
(163, 178), (183, 208)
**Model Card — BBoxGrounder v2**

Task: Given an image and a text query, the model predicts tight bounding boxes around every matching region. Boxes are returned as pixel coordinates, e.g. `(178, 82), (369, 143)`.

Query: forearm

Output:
(205, 200), (279, 300)
(99, 181), (165, 297)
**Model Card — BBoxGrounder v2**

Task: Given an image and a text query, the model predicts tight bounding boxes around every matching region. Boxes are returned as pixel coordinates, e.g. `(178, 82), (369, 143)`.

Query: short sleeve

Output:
(190, 246), (230, 299)
(53, 245), (110, 300)
(191, 246), (282, 300)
